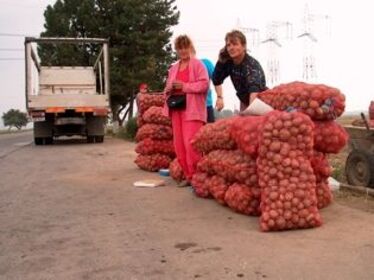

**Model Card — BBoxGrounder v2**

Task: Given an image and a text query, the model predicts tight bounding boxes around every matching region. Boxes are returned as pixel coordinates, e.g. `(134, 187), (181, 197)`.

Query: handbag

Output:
(167, 94), (186, 109)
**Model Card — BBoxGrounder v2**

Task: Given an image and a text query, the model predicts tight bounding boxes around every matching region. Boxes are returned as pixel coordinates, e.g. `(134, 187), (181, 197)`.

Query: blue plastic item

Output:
(159, 169), (170, 177)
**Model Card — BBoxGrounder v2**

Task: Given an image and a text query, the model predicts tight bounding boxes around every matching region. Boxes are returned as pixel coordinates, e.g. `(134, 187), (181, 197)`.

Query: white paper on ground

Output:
(134, 179), (166, 188)
(240, 98), (274, 116)
(328, 177), (340, 191)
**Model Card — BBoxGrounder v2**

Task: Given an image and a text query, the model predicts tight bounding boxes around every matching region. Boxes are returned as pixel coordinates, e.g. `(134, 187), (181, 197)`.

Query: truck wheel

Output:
(87, 136), (95, 143)
(346, 150), (374, 188)
(45, 137), (54, 145)
(34, 137), (44, 146)
(95, 135), (104, 143)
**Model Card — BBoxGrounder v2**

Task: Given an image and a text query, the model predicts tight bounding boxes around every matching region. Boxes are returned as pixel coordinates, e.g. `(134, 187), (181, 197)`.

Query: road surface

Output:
(0, 131), (32, 159)
(0, 137), (373, 280)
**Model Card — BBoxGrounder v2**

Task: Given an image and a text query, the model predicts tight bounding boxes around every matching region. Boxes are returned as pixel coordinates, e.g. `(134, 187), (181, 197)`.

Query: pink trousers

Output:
(171, 110), (203, 181)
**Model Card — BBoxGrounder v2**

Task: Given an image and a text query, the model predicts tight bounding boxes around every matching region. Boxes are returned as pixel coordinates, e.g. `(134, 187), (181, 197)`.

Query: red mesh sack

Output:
(142, 106), (171, 126)
(135, 139), (175, 156)
(206, 175), (229, 205)
(315, 181), (333, 209)
(196, 155), (213, 175)
(202, 149), (258, 186)
(314, 121), (349, 154)
(258, 82), (345, 120)
(135, 124), (173, 142)
(257, 111), (322, 231)
(137, 115), (145, 128)
(170, 158), (185, 182)
(137, 92), (165, 114)
(134, 154), (172, 172)
(310, 151), (332, 181)
(224, 183), (261, 216)
(231, 115), (265, 156)
(191, 172), (211, 198)
(191, 117), (237, 153)
(311, 151), (333, 209)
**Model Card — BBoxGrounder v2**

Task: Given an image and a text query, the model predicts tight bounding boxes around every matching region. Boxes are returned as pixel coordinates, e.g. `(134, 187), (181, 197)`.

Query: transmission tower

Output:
(236, 18), (260, 50)
(261, 21), (293, 86)
(297, 3), (331, 81)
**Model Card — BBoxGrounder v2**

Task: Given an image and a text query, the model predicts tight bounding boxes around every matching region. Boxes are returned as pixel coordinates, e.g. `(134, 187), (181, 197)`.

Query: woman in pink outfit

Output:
(163, 35), (209, 186)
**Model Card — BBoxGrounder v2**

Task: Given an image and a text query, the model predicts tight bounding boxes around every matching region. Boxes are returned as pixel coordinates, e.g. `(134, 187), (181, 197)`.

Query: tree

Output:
(38, 0), (179, 125)
(2, 109), (29, 130)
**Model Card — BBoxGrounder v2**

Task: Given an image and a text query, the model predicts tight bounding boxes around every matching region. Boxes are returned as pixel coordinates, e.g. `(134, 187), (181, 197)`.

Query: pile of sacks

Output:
(171, 82), (348, 232)
(134, 93), (175, 172)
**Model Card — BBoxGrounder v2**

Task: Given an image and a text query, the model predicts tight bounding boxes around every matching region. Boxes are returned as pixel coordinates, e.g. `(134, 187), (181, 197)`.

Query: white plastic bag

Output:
(240, 98), (274, 116)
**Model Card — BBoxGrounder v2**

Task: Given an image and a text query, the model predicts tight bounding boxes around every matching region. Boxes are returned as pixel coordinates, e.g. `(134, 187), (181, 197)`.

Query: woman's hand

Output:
(215, 97), (224, 111)
(172, 80), (183, 91)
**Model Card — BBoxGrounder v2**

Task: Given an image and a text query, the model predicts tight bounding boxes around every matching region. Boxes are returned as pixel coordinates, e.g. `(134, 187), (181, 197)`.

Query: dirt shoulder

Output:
(0, 137), (373, 280)
(334, 189), (374, 214)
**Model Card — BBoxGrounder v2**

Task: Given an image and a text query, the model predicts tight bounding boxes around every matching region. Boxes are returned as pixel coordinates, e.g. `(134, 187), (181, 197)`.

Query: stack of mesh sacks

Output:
(258, 82), (348, 211)
(134, 93), (175, 172)
(190, 117), (261, 216)
(175, 81), (349, 232)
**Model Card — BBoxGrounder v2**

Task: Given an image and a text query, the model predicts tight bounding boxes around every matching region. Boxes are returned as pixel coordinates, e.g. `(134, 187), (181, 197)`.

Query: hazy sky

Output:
(0, 0), (373, 127)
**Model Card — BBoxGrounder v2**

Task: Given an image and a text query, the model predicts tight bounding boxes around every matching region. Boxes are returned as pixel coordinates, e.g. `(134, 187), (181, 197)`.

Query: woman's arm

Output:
(163, 65), (175, 95)
(212, 60), (230, 110)
(212, 60), (230, 87)
(214, 85), (224, 111)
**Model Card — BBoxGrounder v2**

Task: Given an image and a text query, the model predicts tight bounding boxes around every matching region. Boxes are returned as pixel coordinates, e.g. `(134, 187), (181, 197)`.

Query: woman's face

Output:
(176, 46), (192, 61)
(226, 38), (246, 59)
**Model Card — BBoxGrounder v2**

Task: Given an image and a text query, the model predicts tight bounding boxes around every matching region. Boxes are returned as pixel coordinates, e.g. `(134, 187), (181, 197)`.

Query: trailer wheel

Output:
(346, 150), (374, 188)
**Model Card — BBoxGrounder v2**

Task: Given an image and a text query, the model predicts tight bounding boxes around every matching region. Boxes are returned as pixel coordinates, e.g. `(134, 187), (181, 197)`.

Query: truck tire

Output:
(346, 149), (374, 188)
(34, 137), (44, 146)
(45, 137), (54, 145)
(87, 136), (95, 143)
(95, 135), (104, 143)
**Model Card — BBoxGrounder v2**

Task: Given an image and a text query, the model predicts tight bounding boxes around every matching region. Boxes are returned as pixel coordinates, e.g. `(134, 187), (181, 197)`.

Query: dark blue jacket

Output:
(212, 54), (267, 105)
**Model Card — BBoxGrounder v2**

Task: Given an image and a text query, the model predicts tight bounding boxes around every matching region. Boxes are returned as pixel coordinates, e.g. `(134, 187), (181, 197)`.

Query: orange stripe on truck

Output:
(75, 107), (94, 113)
(44, 107), (108, 115)
(93, 108), (108, 116)
(46, 107), (65, 113)
(76, 107), (108, 116)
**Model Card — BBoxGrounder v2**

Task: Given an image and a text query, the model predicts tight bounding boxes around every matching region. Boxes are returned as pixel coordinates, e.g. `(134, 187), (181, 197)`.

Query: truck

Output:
(25, 37), (110, 145)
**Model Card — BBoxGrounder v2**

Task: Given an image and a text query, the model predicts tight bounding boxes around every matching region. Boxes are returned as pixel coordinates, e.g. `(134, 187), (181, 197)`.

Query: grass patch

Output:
(331, 162), (345, 181)
(334, 189), (374, 213)
(116, 117), (138, 141)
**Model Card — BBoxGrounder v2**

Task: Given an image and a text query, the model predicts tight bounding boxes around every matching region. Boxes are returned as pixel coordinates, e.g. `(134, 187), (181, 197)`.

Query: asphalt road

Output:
(0, 136), (374, 280)
(0, 131), (33, 159)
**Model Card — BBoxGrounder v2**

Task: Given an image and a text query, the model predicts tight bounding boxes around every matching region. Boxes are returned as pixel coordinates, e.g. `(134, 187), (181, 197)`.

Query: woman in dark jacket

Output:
(213, 30), (267, 111)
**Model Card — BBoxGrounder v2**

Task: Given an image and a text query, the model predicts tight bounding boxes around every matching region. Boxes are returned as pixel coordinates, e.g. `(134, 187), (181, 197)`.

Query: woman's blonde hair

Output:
(174, 35), (196, 54)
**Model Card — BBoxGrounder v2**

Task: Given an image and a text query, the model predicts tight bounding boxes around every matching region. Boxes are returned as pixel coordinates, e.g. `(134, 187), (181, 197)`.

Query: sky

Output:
(0, 0), (373, 127)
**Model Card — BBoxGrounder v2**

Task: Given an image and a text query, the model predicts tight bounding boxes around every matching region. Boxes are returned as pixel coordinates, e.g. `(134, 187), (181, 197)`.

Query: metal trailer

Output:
(345, 114), (374, 188)
(25, 37), (110, 145)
